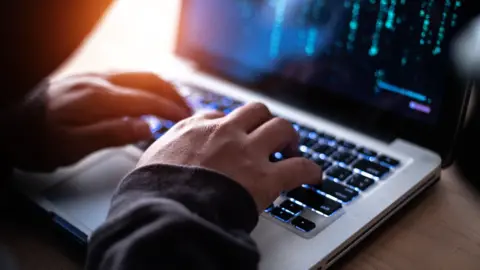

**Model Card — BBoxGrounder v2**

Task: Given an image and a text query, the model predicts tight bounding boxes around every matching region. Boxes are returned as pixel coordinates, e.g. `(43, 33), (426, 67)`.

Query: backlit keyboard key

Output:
(326, 166), (352, 181)
(357, 147), (377, 157)
(280, 200), (303, 215)
(314, 180), (359, 202)
(377, 155), (400, 167)
(300, 136), (318, 148)
(270, 207), (294, 222)
(300, 150), (312, 159)
(312, 144), (336, 156)
(337, 140), (356, 150)
(346, 174), (375, 191)
(221, 97), (234, 106)
(313, 157), (332, 170)
(291, 217), (316, 232)
(353, 159), (390, 179)
(270, 152), (284, 162)
(318, 132), (336, 141)
(287, 188), (342, 216)
(331, 151), (357, 165)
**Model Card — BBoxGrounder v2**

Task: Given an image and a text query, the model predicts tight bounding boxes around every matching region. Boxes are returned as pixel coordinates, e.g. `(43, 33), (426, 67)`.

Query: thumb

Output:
(68, 118), (152, 155)
(272, 157), (322, 191)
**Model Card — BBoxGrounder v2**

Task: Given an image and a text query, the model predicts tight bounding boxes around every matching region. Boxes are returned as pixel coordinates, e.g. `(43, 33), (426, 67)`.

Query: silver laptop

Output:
(12, 1), (473, 269)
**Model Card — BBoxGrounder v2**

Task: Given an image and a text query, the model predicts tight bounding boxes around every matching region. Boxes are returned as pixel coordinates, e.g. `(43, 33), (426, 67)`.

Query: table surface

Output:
(1, 1), (480, 269)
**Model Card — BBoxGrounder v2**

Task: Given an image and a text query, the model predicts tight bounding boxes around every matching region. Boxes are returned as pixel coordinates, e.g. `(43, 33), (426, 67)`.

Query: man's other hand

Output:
(137, 102), (322, 211)
(13, 71), (192, 171)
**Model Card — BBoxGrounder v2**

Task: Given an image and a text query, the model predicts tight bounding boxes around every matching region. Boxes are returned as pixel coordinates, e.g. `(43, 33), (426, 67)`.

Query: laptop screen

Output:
(177, 0), (467, 125)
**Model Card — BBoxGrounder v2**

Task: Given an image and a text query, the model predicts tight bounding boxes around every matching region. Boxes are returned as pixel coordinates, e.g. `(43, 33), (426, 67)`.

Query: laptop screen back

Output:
(176, 0), (467, 125)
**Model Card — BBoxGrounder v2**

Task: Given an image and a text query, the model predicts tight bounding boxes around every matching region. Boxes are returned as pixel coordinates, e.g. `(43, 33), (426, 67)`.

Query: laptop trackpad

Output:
(44, 151), (138, 231)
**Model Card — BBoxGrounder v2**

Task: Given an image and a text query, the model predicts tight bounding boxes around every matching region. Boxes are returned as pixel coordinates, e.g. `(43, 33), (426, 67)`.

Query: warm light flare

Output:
(55, 0), (182, 78)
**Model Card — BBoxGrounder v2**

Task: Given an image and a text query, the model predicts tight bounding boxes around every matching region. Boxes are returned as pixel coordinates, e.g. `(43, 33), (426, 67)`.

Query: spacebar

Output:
(287, 187), (342, 216)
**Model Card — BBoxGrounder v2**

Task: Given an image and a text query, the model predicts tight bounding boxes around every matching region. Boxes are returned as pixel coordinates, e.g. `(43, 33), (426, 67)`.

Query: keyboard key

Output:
(318, 132), (336, 141)
(300, 126), (315, 135)
(302, 151), (313, 159)
(331, 151), (357, 165)
(280, 200), (303, 215)
(265, 204), (274, 213)
(223, 107), (233, 114)
(337, 140), (356, 150)
(312, 156), (332, 170)
(301, 136), (318, 148)
(314, 180), (359, 202)
(270, 207), (294, 222)
(153, 132), (165, 140)
(299, 145), (309, 154)
(312, 144), (336, 156)
(291, 217), (316, 232)
(270, 152), (284, 162)
(357, 147), (377, 157)
(164, 120), (175, 129)
(221, 97), (234, 107)
(326, 166), (352, 181)
(353, 159), (390, 179)
(346, 174), (375, 191)
(142, 116), (163, 133)
(287, 188), (342, 216)
(378, 155), (400, 167)
(307, 131), (319, 140)
(298, 129), (309, 139)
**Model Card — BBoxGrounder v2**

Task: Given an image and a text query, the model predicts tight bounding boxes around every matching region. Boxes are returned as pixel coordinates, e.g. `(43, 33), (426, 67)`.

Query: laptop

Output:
(12, 0), (473, 269)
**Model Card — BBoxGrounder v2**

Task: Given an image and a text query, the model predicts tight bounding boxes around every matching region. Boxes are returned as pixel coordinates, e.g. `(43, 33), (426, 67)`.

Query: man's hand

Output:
(9, 71), (192, 171)
(138, 103), (322, 211)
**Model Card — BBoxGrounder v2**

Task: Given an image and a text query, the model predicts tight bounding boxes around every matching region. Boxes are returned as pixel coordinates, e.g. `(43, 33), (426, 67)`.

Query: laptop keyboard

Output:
(137, 85), (401, 235)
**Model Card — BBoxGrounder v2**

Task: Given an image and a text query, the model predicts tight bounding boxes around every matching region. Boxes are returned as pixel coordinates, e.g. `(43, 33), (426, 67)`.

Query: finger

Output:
(67, 118), (152, 156)
(225, 102), (272, 133)
(107, 72), (193, 114)
(249, 117), (299, 157)
(99, 87), (192, 122)
(272, 158), (322, 191)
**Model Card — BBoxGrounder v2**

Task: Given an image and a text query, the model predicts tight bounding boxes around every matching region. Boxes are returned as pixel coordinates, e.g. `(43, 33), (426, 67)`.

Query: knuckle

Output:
(215, 123), (234, 136)
(248, 102), (271, 116)
(173, 117), (195, 131)
(182, 121), (218, 136)
(69, 81), (93, 92)
(272, 117), (298, 139)
(141, 72), (159, 79)
(85, 84), (110, 99)
(271, 117), (286, 125)
(272, 117), (291, 130)
(217, 118), (238, 132)
(139, 72), (164, 85)
(297, 158), (318, 173)
(199, 110), (225, 119)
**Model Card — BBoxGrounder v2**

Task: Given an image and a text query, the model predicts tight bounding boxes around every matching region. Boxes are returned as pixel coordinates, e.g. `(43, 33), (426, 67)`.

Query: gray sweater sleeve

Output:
(86, 165), (261, 270)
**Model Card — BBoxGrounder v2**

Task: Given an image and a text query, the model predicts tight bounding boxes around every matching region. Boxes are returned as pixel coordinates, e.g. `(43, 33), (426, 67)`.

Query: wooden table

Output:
(1, 1), (480, 269)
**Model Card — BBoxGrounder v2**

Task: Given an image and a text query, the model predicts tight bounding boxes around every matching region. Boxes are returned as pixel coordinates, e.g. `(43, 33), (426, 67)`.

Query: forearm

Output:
(86, 165), (261, 270)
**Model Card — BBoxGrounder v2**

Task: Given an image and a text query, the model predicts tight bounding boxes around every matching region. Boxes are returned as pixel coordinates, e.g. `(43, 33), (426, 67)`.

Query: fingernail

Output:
(133, 120), (153, 140)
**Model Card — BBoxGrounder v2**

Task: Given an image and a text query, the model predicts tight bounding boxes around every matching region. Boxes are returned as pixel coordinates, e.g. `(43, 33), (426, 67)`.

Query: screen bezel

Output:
(174, 0), (475, 166)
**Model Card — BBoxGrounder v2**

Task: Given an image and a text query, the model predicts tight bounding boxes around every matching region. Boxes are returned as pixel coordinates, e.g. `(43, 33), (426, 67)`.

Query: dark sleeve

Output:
(0, 80), (50, 176)
(1, 0), (113, 106)
(86, 165), (261, 270)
